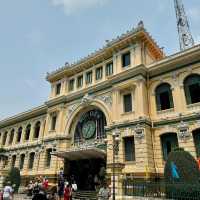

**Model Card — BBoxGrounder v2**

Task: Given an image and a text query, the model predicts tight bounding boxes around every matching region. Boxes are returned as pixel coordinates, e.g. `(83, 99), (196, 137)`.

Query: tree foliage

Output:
(164, 148), (200, 199)
(5, 167), (21, 192)
(164, 147), (200, 183)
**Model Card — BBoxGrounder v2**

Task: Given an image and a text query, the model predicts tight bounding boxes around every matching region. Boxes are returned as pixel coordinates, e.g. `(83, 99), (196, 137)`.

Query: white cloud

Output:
(50, 0), (110, 15)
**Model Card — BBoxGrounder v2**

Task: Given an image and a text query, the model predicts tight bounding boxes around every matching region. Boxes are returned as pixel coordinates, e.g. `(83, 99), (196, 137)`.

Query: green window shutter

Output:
(124, 137), (135, 161)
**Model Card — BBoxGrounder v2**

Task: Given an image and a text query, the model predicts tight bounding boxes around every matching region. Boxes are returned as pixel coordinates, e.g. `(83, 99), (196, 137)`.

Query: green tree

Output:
(164, 148), (200, 199)
(5, 167), (21, 192)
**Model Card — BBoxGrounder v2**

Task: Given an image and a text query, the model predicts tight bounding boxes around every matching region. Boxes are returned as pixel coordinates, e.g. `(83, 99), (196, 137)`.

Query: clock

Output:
(82, 120), (96, 139)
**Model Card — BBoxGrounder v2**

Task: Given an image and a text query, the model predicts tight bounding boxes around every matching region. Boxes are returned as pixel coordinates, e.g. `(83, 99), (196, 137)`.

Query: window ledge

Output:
(122, 65), (130, 69)
(124, 161), (136, 165)
(49, 130), (56, 133)
(157, 108), (174, 115)
(187, 102), (200, 109)
(121, 111), (135, 116)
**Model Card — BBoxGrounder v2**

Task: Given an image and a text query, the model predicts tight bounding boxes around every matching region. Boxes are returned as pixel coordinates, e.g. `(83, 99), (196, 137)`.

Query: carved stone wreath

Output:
(133, 124), (145, 140)
(177, 121), (190, 140)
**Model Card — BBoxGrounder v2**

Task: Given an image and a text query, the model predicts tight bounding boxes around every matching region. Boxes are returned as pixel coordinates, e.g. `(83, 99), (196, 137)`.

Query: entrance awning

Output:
(51, 147), (106, 161)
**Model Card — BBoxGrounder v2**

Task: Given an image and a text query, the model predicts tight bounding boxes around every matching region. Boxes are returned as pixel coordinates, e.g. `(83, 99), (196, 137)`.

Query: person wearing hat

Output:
(3, 181), (13, 200)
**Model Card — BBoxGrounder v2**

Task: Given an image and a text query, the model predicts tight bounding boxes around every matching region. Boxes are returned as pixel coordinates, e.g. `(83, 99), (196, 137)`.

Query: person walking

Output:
(58, 177), (64, 200)
(64, 183), (72, 200)
(3, 181), (13, 200)
(0, 189), (3, 200)
(98, 183), (111, 200)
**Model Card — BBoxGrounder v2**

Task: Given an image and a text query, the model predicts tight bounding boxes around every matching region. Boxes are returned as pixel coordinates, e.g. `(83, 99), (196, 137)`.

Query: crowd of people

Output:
(0, 168), (110, 200)
(0, 181), (13, 200)
(26, 176), (54, 200)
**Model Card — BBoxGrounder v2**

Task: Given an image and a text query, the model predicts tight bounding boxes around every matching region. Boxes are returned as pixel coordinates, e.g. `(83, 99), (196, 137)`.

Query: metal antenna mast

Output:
(174, 0), (194, 50)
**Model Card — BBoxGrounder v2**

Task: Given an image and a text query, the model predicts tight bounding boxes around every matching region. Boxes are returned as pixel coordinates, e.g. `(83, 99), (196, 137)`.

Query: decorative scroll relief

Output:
(66, 93), (112, 120)
(72, 138), (105, 150)
(177, 121), (190, 140)
(96, 94), (112, 108)
(67, 103), (80, 118)
(81, 94), (94, 106)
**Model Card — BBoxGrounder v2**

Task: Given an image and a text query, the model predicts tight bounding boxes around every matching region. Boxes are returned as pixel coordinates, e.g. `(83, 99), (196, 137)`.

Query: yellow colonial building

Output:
(0, 22), (200, 198)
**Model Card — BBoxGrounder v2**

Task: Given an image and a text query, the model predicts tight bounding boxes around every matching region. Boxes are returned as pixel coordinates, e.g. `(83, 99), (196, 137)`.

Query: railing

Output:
(123, 179), (200, 200)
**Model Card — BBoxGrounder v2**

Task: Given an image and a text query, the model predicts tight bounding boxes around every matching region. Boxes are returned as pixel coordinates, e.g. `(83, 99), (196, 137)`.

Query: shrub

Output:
(164, 148), (200, 199)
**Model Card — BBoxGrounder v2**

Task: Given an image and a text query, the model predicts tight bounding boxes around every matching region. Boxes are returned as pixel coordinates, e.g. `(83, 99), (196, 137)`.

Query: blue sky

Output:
(0, 0), (199, 119)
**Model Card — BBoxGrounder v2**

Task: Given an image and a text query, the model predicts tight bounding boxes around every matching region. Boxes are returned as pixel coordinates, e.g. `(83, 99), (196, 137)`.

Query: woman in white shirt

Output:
(3, 182), (13, 200)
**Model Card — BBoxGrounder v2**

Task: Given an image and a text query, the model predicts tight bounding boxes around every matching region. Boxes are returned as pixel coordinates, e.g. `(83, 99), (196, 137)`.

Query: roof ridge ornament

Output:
(46, 21), (163, 80)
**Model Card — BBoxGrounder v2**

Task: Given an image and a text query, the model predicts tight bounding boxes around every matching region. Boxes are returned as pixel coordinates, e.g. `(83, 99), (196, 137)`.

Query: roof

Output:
(46, 21), (164, 82)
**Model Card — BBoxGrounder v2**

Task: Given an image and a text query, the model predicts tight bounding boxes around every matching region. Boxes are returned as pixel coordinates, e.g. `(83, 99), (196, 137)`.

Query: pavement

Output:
(13, 194), (32, 200)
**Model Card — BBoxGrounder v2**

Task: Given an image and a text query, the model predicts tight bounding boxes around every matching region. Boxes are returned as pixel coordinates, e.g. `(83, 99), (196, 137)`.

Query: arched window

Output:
(192, 129), (200, 158)
(11, 155), (16, 168)
(45, 148), (52, 168)
(34, 121), (40, 139)
(184, 74), (200, 104)
(2, 131), (8, 145)
(155, 83), (174, 111)
(160, 133), (178, 160)
(28, 152), (35, 170)
(17, 127), (22, 143)
(20, 154), (25, 170)
(25, 124), (31, 141)
(9, 129), (14, 145)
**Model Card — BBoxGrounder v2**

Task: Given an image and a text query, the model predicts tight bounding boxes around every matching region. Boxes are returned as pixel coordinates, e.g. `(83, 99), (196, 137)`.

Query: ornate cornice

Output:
(105, 117), (151, 132)
(153, 113), (200, 127)
(0, 105), (47, 129)
(46, 24), (164, 82)
(149, 44), (200, 78)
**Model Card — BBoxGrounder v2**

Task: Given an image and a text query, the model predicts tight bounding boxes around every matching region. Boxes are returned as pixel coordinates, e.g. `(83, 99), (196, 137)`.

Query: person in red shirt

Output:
(64, 183), (72, 200)
(0, 189), (3, 200)
(43, 178), (49, 190)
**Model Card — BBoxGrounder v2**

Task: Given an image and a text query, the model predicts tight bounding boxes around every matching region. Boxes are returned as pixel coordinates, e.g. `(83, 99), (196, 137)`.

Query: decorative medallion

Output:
(177, 121), (190, 139)
(134, 124), (145, 140)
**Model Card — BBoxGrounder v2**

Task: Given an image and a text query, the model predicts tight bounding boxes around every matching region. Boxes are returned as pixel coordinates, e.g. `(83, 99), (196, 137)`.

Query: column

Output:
(23, 151), (29, 175)
(134, 42), (142, 66)
(20, 126), (26, 144)
(29, 122), (35, 142)
(15, 152), (20, 169)
(130, 44), (136, 67)
(5, 130), (10, 147)
(135, 77), (148, 117)
(112, 88), (120, 122)
(113, 52), (121, 74)
(63, 78), (69, 95)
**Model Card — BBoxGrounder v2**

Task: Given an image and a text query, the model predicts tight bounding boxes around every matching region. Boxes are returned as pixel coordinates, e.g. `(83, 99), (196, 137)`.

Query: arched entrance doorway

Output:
(65, 108), (107, 190)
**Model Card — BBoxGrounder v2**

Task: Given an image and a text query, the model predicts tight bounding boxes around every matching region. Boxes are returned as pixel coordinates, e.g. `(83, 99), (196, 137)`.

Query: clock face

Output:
(82, 120), (96, 139)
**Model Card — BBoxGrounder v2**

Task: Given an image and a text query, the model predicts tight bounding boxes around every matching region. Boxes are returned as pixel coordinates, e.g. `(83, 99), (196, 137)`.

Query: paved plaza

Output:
(14, 194), (31, 200)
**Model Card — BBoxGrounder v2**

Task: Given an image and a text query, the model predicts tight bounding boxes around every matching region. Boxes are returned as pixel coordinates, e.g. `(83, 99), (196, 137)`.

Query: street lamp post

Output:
(105, 128), (120, 200)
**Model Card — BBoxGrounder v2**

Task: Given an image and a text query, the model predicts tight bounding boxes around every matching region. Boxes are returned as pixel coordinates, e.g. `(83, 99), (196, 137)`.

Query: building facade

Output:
(0, 22), (200, 198)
